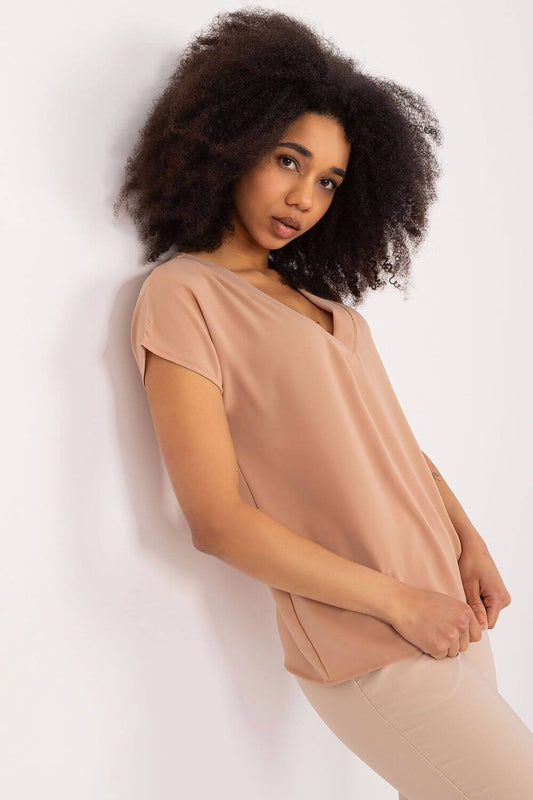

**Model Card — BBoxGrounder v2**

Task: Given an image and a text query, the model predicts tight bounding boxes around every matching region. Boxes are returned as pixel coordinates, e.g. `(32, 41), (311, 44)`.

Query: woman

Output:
(115, 8), (533, 798)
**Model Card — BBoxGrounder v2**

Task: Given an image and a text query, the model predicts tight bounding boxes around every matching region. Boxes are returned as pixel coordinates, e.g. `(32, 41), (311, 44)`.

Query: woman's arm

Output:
(421, 451), (485, 548)
(422, 451), (512, 628)
(200, 500), (404, 624)
(144, 350), (407, 625)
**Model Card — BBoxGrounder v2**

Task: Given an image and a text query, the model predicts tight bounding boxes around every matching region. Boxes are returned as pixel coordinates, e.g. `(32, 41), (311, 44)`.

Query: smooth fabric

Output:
(295, 630), (533, 799)
(131, 251), (467, 685)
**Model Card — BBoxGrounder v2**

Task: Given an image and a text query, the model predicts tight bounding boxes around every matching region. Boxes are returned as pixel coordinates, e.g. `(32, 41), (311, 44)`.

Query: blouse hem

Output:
(286, 644), (422, 687)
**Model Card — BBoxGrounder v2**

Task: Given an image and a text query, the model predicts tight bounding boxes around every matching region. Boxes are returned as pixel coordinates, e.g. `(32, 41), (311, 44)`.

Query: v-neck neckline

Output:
(176, 252), (356, 353)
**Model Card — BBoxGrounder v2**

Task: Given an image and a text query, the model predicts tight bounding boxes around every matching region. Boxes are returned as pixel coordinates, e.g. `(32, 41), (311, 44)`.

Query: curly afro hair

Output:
(114, 6), (443, 304)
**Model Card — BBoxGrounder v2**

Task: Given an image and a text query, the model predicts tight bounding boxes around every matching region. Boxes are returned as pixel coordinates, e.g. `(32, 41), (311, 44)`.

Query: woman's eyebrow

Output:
(277, 141), (346, 179)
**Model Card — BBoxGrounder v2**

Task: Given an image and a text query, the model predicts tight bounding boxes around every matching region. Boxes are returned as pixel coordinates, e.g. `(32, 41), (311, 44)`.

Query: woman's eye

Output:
(279, 155), (297, 169)
(278, 155), (338, 191)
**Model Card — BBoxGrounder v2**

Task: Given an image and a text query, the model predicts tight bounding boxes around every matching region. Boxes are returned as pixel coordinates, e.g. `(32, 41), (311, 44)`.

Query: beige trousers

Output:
(295, 630), (533, 799)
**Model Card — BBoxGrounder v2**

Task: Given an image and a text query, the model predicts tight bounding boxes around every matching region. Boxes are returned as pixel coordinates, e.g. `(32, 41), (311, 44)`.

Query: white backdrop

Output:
(3, 1), (532, 797)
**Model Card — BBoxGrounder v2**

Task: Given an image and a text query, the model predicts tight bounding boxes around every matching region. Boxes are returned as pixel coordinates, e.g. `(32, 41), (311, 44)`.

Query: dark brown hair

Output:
(114, 6), (443, 303)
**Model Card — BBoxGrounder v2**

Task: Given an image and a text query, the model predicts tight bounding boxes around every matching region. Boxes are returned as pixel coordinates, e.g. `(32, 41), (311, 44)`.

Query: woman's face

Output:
(231, 112), (351, 254)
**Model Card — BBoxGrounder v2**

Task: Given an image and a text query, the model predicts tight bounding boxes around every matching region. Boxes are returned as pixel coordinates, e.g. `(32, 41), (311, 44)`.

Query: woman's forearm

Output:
(422, 451), (484, 546)
(195, 502), (407, 624)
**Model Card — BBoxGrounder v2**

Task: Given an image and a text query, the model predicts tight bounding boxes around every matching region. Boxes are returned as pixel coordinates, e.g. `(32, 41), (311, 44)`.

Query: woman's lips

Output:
(271, 217), (299, 239)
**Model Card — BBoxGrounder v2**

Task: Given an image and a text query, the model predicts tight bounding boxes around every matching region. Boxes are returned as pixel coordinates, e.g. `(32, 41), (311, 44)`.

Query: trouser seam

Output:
(352, 678), (471, 800)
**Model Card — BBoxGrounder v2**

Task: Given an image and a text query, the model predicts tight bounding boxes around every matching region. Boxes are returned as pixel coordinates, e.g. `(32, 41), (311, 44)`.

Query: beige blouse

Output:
(131, 251), (466, 686)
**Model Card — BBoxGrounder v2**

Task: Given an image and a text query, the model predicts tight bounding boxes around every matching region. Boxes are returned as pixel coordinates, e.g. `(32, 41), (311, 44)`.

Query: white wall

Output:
(3, 1), (531, 797)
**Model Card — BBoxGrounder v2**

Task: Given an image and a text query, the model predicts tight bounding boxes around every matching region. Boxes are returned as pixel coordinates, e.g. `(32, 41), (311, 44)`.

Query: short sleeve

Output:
(130, 266), (223, 391)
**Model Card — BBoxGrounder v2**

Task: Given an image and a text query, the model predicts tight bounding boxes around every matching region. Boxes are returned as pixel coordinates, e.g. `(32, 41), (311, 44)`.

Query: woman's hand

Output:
(389, 584), (483, 658)
(457, 534), (512, 630)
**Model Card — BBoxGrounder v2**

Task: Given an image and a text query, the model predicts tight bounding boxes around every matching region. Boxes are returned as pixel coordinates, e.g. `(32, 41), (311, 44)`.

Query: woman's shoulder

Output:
(142, 252), (218, 296)
(338, 300), (368, 327)
(149, 252), (209, 279)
